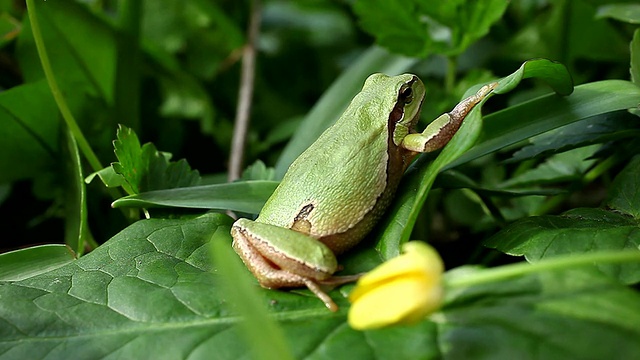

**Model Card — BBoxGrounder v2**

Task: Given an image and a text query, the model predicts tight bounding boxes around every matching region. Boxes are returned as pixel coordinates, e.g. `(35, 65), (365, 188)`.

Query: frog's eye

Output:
(399, 85), (413, 105)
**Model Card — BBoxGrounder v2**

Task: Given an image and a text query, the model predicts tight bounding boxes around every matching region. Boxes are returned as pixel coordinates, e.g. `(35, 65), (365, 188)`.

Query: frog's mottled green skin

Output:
(255, 74), (425, 254)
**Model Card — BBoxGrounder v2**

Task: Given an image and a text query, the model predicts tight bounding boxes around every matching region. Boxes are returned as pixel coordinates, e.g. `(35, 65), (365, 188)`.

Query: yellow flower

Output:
(348, 241), (444, 330)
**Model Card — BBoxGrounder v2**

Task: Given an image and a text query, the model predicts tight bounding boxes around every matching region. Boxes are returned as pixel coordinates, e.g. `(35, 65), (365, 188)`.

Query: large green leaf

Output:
(210, 225), (293, 360)
(440, 266), (640, 359)
(2, 213), (639, 359)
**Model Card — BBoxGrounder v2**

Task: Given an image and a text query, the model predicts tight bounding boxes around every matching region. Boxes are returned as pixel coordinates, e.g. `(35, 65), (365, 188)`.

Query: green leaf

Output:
(507, 111), (640, 163)
(449, 80), (640, 170)
(596, 3), (640, 24)
(111, 125), (201, 195)
(352, 1), (425, 56)
(353, 0), (508, 57)
(210, 226), (294, 360)
(441, 266), (640, 358)
(0, 214), (231, 358)
(500, 145), (599, 188)
(607, 155), (640, 219)
(484, 208), (640, 284)
(0, 244), (75, 281)
(62, 127), (89, 255)
(241, 160), (276, 181)
(84, 166), (127, 188)
(112, 181), (279, 214)
(0, 213), (350, 359)
(493, 58), (573, 96)
(275, 46), (417, 178)
(2, 217), (639, 358)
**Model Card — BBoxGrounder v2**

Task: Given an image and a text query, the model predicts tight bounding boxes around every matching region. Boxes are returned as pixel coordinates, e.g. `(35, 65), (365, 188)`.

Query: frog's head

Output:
(357, 73), (426, 146)
(379, 74), (426, 147)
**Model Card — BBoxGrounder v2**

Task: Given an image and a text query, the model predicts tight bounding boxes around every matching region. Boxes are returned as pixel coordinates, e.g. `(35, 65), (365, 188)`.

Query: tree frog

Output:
(232, 73), (496, 311)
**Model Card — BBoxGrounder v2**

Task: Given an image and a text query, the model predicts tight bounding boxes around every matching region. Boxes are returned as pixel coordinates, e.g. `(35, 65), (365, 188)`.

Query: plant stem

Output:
(446, 251), (640, 289)
(25, 0), (104, 173)
(26, 0), (132, 225)
(228, 0), (262, 181)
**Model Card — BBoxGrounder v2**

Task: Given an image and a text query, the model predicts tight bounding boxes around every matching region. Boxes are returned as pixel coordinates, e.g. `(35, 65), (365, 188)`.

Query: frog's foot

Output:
(297, 274), (365, 312)
(300, 278), (339, 312)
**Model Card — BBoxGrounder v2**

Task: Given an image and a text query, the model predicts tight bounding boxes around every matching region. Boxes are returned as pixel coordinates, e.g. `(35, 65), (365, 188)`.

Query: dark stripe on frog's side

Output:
(315, 76), (422, 254)
(291, 203), (314, 233)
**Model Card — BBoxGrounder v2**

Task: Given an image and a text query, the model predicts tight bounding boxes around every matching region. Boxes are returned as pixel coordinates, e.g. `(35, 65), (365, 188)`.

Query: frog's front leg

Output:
(231, 219), (353, 311)
(402, 82), (498, 153)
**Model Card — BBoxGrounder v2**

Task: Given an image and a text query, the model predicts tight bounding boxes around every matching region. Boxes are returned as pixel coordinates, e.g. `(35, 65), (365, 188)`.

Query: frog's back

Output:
(257, 83), (394, 241)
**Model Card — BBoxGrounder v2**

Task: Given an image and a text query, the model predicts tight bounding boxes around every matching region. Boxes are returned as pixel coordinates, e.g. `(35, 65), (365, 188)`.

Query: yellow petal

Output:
(348, 275), (442, 330)
(349, 242), (443, 303)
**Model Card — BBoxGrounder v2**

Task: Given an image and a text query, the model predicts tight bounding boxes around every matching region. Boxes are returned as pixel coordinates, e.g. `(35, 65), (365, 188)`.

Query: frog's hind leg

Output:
(231, 229), (339, 311)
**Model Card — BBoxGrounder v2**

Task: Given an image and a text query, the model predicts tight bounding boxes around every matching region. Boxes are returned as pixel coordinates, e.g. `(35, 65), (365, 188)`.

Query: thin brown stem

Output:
(228, 0), (261, 181)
